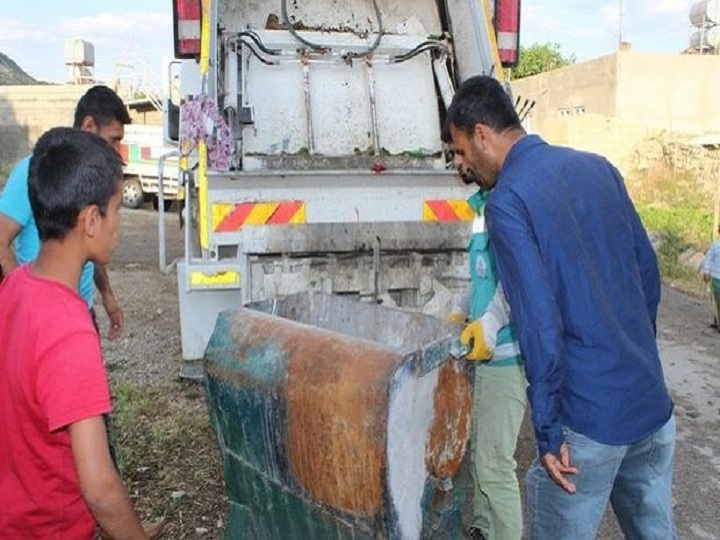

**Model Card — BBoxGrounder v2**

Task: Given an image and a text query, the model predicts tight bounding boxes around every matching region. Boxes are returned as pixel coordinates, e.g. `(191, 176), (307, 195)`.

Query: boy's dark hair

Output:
(29, 127), (123, 241)
(73, 85), (131, 128)
(445, 76), (521, 138)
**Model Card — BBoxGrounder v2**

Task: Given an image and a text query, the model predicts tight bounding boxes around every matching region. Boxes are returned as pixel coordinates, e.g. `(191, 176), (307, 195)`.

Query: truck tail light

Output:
(495, 0), (521, 68)
(174, 0), (201, 59)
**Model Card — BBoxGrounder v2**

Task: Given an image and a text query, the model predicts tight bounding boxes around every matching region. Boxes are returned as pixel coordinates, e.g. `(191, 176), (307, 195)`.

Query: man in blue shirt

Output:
(445, 76), (677, 539)
(0, 86), (130, 339)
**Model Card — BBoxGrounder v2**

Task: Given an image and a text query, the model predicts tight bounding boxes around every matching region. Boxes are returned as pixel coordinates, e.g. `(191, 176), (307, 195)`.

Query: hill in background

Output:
(0, 51), (38, 85)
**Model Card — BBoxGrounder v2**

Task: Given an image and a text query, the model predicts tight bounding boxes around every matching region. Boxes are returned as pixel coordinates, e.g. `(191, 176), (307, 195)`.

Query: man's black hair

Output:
(29, 127), (123, 241)
(445, 76), (521, 137)
(73, 85), (131, 128)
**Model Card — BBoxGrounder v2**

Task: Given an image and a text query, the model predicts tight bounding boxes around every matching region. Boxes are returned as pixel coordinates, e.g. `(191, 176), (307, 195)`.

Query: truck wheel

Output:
(152, 196), (174, 212)
(122, 177), (144, 209)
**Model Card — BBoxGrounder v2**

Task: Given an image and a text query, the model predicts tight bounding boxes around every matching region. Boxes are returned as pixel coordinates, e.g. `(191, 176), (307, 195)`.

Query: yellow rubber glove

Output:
(460, 320), (492, 361)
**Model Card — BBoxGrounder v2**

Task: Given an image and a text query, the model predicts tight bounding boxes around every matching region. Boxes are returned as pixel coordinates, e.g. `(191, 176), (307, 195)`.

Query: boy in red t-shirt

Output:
(0, 128), (154, 539)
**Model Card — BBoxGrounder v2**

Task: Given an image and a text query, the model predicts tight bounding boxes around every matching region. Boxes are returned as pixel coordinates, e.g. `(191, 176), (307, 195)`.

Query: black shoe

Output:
(464, 526), (487, 540)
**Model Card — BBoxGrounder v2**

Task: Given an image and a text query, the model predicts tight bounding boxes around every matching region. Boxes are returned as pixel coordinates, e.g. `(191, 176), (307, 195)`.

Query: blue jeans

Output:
(526, 415), (677, 540)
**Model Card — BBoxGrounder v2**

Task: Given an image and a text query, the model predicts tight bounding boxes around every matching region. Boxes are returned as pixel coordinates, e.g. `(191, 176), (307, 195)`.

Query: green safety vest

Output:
(467, 191), (523, 367)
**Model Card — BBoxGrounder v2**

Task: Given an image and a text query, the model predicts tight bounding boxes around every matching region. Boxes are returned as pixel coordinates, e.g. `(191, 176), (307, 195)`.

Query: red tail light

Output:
(174, 0), (201, 58)
(495, 0), (521, 68)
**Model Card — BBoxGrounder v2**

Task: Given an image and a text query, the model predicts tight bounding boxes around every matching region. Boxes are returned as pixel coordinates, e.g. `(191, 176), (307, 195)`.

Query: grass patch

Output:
(630, 161), (715, 296)
(638, 205), (714, 251)
(647, 226), (705, 294)
(111, 381), (226, 533)
(636, 205), (712, 296)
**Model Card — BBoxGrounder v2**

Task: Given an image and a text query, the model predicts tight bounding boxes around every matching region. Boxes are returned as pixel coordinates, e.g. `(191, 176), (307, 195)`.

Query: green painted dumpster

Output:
(204, 292), (472, 539)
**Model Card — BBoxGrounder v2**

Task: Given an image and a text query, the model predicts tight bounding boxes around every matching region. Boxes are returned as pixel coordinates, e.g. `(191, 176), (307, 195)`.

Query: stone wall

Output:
(663, 141), (720, 185)
(623, 133), (720, 207)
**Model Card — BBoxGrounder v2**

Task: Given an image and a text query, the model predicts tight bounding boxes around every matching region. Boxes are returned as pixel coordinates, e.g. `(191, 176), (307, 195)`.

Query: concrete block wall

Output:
(0, 85), (89, 166)
(539, 114), (650, 173)
(512, 51), (720, 179)
(616, 53), (720, 134)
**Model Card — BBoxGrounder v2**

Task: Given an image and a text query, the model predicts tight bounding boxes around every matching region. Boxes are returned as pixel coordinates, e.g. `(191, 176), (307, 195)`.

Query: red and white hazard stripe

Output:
(495, 0), (520, 68)
(174, 0), (201, 58)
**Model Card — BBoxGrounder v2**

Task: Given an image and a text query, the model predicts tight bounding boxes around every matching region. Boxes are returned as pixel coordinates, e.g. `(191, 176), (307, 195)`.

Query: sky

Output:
(0, 0), (699, 84)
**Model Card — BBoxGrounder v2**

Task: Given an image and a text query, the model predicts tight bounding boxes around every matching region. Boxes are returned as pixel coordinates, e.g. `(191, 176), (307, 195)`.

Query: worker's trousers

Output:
(471, 361), (527, 540)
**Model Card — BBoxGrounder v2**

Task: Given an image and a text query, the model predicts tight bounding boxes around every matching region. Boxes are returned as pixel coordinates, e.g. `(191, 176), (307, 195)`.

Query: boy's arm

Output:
(94, 264), (124, 340)
(69, 416), (148, 540)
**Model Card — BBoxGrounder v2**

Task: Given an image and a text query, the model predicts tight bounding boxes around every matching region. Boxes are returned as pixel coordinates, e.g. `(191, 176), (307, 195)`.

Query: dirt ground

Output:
(103, 206), (720, 540)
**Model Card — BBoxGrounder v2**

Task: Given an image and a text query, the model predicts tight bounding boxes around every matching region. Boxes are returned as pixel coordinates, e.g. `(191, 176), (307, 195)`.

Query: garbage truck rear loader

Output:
(167, 0), (521, 538)
(168, 0), (519, 364)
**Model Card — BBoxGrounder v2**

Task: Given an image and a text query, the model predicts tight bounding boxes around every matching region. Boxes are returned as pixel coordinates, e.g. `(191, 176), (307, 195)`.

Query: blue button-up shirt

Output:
(486, 135), (673, 456)
(702, 240), (720, 279)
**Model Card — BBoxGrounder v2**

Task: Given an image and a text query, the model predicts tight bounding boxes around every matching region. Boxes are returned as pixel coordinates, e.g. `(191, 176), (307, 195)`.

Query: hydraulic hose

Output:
(280, 0), (384, 58)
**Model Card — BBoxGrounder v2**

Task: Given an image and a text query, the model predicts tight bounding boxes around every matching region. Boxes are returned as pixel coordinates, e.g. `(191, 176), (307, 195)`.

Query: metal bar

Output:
(365, 58), (381, 154)
(372, 236), (381, 301)
(198, 0), (212, 250)
(302, 52), (315, 155)
(158, 150), (182, 274)
(240, 222), (470, 254)
(432, 56), (455, 110)
(225, 37), (239, 134)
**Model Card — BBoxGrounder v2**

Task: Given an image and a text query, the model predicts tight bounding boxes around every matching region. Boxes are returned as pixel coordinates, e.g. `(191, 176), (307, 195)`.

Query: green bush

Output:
(637, 205), (713, 295)
(637, 205), (714, 252)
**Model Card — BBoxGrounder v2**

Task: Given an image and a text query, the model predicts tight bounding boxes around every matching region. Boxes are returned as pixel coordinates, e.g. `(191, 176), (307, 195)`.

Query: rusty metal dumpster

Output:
(204, 292), (472, 540)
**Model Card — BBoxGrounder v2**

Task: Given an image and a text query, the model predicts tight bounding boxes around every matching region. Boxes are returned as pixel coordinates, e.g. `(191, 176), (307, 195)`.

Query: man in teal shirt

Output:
(0, 85), (130, 339)
(446, 146), (527, 540)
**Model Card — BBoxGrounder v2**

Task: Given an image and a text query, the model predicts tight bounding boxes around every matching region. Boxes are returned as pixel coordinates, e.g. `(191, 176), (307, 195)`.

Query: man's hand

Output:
(541, 443), (578, 494)
(102, 293), (124, 341)
(703, 273), (712, 284)
(460, 320), (492, 361)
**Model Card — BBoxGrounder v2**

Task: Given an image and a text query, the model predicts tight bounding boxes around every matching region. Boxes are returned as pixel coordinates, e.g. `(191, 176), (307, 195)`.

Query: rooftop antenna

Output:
(618, 0), (625, 49)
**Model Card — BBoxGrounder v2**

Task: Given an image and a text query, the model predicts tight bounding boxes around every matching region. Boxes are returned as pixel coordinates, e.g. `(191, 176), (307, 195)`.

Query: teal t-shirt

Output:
(0, 156), (95, 307)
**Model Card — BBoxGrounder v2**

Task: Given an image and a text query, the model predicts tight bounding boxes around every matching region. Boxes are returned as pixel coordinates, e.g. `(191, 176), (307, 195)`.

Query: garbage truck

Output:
(164, 0), (521, 538)
(166, 0), (520, 363)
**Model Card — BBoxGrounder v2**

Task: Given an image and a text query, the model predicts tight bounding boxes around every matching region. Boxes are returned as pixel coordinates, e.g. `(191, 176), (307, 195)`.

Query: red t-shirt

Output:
(0, 266), (112, 539)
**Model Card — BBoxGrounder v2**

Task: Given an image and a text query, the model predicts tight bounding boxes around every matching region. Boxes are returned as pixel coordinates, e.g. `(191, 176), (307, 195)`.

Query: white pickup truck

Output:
(119, 123), (180, 210)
